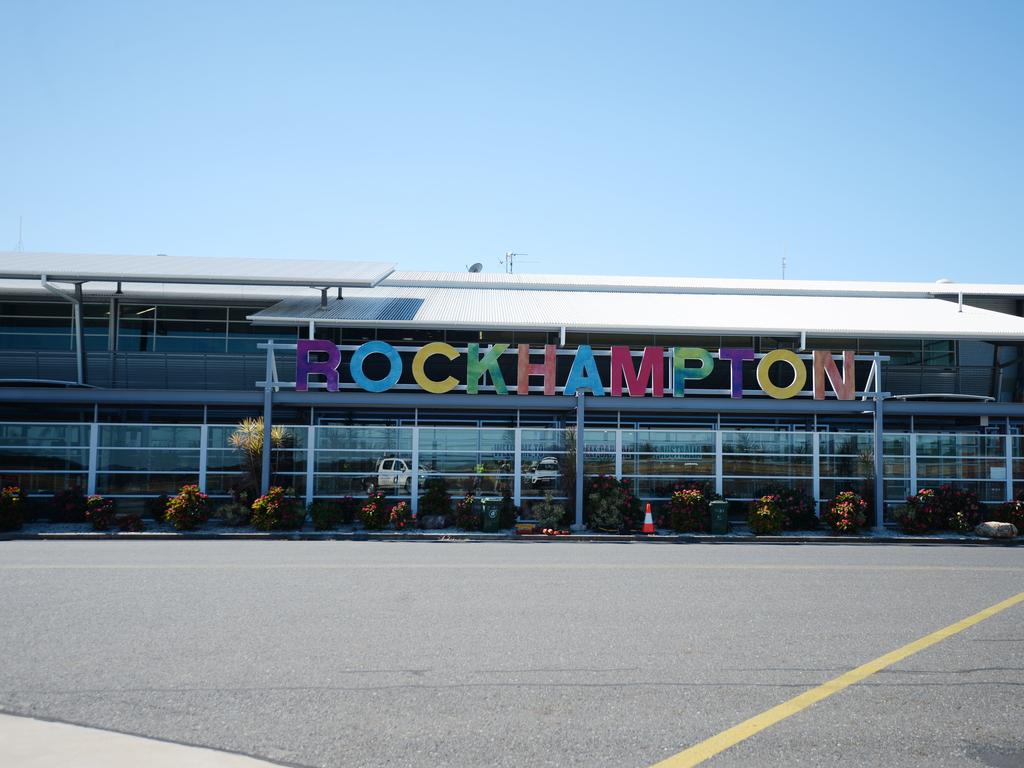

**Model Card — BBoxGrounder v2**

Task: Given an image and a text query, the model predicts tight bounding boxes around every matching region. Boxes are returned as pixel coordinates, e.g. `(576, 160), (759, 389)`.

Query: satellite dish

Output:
(468, 263), (483, 273)
(935, 278), (953, 284)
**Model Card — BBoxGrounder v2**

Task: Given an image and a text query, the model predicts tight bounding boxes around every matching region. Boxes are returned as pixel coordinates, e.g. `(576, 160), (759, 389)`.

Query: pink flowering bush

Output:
(389, 501), (413, 530)
(821, 490), (868, 534)
(0, 485), (24, 531)
(164, 484), (210, 531)
(748, 494), (785, 535)
(585, 475), (639, 532)
(664, 486), (711, 532)
(251, 486), (305, 531)
(358, 491), (389, 530)
(85, 495), (118, 531)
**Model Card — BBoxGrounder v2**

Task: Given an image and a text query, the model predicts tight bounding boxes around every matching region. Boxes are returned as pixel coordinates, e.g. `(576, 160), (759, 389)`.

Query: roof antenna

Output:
(781, 254), (787, 280)
(15, 216), (23, 252)
(499, 252), (531, 274)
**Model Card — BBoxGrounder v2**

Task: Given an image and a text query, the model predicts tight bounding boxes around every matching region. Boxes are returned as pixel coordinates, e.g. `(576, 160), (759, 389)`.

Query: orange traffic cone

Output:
(642, 502), (655, 534)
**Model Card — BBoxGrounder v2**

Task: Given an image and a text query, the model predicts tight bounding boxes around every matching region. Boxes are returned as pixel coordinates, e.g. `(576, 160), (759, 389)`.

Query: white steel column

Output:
(513, 428), (522, 507)
(411, 426), (420, 516)
(812, 431), (821, 513)
(614, 429), (623, 480)
(199, 424), (209, 493)
(714, 429), (723, 496)
(87, 423), (99, 495)
(909, 434), (918, 496)
(305, 425), (316, 507)
(1004, 420), (1013, 501)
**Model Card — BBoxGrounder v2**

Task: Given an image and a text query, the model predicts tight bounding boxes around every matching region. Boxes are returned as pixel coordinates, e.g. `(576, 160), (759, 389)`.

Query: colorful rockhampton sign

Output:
(290, 339), (859, 400)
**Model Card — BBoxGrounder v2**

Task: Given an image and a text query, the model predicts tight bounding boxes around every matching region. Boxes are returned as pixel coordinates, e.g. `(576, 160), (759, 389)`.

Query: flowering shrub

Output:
(309, 498), (357, 530)
(0, 486), (24, 531)
(585, 475), (639, 532)
(164, 484), (211, 531)
(664, 486), (711, 532)
(50, 486), (88, 522)
(756, 482), (818, 530)
(821, 490), (868, 533)
(930, 485), (981, 532)
(897, 488), (937, 533)
(453, 493), (481, 531)
(251, 486), (305, 531)
(389, 501), (413, 530)
(532, 492), (566, 530)
(992, 494), (1024, 530)
(748, 494), (785, 535)
(358, 491), (390, 530)
(85, 495), (118, 531)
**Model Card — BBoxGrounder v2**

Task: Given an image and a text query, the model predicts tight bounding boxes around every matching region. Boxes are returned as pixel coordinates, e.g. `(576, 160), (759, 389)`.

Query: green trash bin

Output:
(709, 500), (729, 535)
(481, 498), (500, 533)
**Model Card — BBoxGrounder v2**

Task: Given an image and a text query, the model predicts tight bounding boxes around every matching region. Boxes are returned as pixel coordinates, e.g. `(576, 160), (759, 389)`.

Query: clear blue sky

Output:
(1, 1), (1021, 281)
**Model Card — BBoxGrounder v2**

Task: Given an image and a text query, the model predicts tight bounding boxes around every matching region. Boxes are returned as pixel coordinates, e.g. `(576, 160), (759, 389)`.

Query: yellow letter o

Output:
(756, 349), (807, 399)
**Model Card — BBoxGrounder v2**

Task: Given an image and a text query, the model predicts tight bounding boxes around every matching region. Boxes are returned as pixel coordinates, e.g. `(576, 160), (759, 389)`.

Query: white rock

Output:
(975, 521), (1018, 538)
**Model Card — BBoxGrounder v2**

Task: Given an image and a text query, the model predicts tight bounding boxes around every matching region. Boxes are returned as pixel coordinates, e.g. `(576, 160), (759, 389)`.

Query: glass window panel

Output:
(2, 472), (86, 494)
(99, 425), (201, 449)
(623, 430), (716, 454)
(0, 424), (89, 446)
(98, 450), (200, 472)
(722, 456), (813, 477)
(520, 429), (567, 453)
(721, 430), (811, 454)
(621, 455), (715, 475)
(158, 306), (227, 321)
(0, 447), (89, 471)
(0, 301), (72, 317)
(916, 458), (1006, 480)
(315, 427), (412, 452)
(723, 478), (813, 499)
(95, 473), (199, 494)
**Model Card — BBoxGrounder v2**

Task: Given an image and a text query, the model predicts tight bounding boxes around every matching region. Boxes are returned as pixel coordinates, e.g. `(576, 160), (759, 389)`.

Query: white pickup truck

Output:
(366, 457), (425, 493)
(524, 456), (560, 486)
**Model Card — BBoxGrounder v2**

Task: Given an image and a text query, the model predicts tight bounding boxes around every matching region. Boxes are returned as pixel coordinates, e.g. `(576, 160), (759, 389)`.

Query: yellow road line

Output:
(651, 590), (1024, 768)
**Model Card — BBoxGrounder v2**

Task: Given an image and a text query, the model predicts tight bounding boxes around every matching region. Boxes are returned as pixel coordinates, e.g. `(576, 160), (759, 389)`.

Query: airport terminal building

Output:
(3, 252), (1024, 527)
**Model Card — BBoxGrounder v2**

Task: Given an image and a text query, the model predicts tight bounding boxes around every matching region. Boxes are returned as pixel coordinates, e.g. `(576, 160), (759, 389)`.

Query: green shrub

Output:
(756, 482), (817, 530)
(144, 494), (169, 520)
(991, 495), (1024, 530)
(164, 484), (211, 531)
(453, 493), (481, 531)
(821, 490), (868, 534)
(85, 495), (118, 531)
(251, 486), (305, 531)
(418, 478), (452, 518)
(389, 501), (413, 530)
(358, 491), (389, 530)
(0, 486), (24, 531)
(218, 502), (251, 527)
(309, 498), (357, 530)
(585, 475), (638, 532)
(50, 486), (88, 522)
(931, 485), (981, 532)
(748, 494), (785, 535)
(533, 492), (566, 530)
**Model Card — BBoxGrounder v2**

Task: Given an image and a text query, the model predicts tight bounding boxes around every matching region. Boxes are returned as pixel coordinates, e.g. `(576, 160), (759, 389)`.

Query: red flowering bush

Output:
(748, 494), (785, 535)
(50, 486), (88, 522)
(756, 482), (818, 530)
(992, 494), (1024, 530)
(389, 501), (413, 530)
(664, 486), (711, 532)
(930, 485), (982, 532)
(0, 485), (24, 531)
(821, 490), (868, 534)
(897, 488), (937, 533)
(85, 495), (118, 531)
(453, 493), (481, 531)
(585, 475), (639, 532)
(251, 486), (305, 531)
(164, 484), (211, 531)
(358, 491), (390, 530)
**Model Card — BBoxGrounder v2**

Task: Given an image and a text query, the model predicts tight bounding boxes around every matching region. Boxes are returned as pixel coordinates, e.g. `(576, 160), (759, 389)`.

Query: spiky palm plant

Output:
(229, 417), (292, 496)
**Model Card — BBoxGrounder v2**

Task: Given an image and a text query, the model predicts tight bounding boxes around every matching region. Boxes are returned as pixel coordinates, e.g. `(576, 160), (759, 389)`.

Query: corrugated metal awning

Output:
(250, 287), (1024, 340)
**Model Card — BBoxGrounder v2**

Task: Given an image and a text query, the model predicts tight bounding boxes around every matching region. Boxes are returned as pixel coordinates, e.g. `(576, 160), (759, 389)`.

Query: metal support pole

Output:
(199, 424), (209, 493)
(714, 429), (723, 496)
(411, 426), (420, 516)
(614, 429), (623, 480)
(513, 428), (522, 507)
(872, 352), (885, 530)
(573, 391), (585, 531)
(305, 425), (316, 507)
(74, 283), (87, 385)
(261, 342), (274, 495)
(812, 431), (821, 515)
(87, 423), (99, 496)
(1004, 417), (1013, 502)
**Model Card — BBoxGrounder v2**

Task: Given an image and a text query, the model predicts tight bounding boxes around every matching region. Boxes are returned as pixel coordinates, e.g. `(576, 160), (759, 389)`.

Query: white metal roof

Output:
(0, 252), (395, 288)
(250, 287), (1024, 340)
(384, 270), (1024, 298)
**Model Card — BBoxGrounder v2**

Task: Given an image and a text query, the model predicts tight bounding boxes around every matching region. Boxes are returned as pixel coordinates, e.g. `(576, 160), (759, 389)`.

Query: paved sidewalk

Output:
(0, 713), (286, 768)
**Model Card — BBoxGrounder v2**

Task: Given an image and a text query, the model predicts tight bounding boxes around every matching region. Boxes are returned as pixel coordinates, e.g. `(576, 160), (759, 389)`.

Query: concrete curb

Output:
(0, 529), (1019, 545)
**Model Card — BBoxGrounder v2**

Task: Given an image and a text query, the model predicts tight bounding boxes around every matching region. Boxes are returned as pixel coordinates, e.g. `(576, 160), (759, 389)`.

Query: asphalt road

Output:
(0, 541), (1021, 768)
